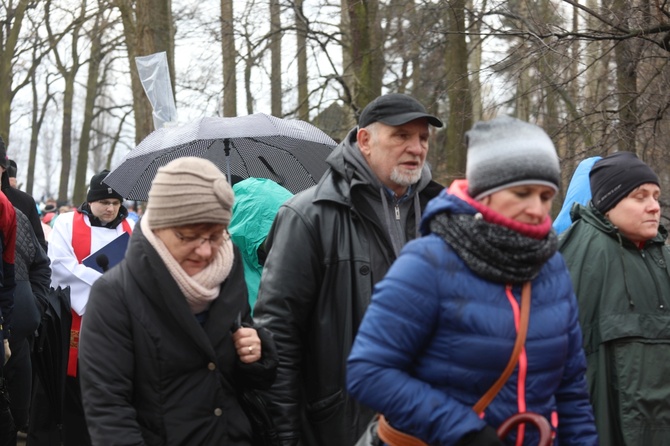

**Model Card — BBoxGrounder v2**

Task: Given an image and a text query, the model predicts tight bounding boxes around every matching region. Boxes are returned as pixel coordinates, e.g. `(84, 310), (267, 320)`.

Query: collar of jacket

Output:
(124, 222), (228, 358)
(315, 127), (432, 208)
(571, 201), (668, 249)
(78, 201), (129, 229)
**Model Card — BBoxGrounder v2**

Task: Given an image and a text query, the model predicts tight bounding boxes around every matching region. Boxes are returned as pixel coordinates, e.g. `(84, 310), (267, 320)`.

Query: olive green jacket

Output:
(559, 203), (670, 445)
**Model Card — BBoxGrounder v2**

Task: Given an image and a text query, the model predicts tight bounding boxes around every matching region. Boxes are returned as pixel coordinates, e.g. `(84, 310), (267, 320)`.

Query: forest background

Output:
(2, 0), (670, 220)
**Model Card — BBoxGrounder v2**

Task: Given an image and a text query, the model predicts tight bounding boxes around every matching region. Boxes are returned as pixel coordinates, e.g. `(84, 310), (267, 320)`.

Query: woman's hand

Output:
(233, 327), (262, 364)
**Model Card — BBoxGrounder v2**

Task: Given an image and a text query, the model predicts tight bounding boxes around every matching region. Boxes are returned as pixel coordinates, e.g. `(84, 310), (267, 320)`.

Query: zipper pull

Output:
(395, 205), (400, 220)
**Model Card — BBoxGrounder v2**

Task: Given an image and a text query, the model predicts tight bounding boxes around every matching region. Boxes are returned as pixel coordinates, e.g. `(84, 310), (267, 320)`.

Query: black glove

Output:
(455, 425), (504, 446)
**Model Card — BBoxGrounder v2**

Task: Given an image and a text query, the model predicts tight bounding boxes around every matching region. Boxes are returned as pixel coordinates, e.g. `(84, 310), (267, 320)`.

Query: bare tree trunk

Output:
(115, 0), (150, 145)
(0, 0), (32, 142)
(26, 45), (54, 197)
(584, 0), (609, 156)
(136, 0), (174, 85)
(613, 0), (638, 153)
(114, 0), (173, 145)
(58, 72), (75, 203)
(409, 3), (422, 99)
(221, 0), (237, 116)
(135, 0), (174, 138)
(468, 0), (485, 122)
(46, 0), (87, 202)
(73, 14), (103, 205)
(270, 0), (282, 117)
(344, 0), (383, 113)
(295, 0), (309, 121)
(445, 0), (473, 181)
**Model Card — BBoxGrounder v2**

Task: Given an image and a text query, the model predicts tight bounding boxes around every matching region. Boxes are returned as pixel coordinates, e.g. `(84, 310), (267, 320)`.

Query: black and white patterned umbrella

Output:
(105, 113), (337, 200)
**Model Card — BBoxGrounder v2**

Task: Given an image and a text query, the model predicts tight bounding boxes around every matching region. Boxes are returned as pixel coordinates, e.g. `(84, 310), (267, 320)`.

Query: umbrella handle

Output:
(224, 138), (232, 184)
(496, 412), (553, 446)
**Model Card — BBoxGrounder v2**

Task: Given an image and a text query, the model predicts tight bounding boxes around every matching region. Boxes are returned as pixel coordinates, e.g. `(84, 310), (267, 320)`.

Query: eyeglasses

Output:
(98, 200), (121, 207)
(172, 229), (229, 248)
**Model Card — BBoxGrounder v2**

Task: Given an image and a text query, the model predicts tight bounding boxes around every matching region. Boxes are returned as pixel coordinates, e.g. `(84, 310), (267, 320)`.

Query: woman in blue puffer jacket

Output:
(347, 116), (598, 446)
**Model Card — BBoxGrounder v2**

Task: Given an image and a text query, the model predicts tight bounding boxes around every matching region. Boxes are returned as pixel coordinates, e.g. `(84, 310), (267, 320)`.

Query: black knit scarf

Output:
(429, 211), (558, 283)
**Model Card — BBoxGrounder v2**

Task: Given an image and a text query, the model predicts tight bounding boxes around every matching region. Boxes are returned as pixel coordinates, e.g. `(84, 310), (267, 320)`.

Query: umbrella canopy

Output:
(105, 113), (337, 200)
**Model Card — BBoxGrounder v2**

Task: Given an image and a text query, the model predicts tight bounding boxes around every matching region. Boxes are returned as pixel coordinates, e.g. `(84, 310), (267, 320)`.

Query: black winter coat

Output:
(11, 209), (50, 342)
(254, 133), (443, 446)
(2, 172), (46, 251)
(79, 224), (277, 446)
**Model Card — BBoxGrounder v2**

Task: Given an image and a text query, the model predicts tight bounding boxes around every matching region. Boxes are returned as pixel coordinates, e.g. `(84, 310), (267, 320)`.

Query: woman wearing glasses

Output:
(78, 157), (278, 445)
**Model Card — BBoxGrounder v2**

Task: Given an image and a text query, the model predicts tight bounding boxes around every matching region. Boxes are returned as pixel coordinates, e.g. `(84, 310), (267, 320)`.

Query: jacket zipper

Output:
(505, 284), (528, 446)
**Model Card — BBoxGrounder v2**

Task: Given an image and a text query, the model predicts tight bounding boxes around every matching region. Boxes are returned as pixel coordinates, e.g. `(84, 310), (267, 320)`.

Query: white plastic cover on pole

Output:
(135, 51), (178, 130)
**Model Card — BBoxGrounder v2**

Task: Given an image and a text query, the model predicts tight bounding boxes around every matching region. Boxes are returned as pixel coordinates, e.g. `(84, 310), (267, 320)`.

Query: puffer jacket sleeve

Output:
(347, 239), (487, 445)
(254, 202), (323, 445)
(79, 273), (146, 445)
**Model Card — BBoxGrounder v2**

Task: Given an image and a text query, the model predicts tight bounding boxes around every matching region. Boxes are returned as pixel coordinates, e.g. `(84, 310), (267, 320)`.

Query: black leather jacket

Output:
(254, 133), (442, 446)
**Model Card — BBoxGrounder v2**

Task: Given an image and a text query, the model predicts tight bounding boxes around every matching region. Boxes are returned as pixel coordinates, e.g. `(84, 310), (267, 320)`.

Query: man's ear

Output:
(357, 128), (371, 157)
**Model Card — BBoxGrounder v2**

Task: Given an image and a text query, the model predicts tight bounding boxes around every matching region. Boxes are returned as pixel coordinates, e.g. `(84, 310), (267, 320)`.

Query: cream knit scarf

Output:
(141, 216), (234, 314)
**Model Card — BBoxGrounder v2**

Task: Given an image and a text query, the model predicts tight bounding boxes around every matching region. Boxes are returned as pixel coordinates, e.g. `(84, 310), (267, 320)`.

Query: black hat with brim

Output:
(358, 94), (444, 129)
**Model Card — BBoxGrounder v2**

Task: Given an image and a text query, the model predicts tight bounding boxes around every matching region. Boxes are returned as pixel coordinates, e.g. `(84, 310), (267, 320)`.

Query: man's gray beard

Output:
(390, 165), (422, 188)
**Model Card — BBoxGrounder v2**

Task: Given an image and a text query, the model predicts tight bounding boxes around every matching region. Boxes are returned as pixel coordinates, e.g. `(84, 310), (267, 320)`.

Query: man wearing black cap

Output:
(44, 170), (134, 445)
(254, 94), (444, 446)
(559, 151), (670, 446)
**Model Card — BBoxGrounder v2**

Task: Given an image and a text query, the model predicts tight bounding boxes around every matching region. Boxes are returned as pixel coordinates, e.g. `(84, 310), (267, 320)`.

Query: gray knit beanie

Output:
(146, 157), (234, 229)
(466, 116), (561, 200)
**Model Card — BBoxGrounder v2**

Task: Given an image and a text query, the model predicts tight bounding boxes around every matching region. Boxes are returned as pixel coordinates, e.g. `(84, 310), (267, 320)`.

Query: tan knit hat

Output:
(146, 157), (234, 229)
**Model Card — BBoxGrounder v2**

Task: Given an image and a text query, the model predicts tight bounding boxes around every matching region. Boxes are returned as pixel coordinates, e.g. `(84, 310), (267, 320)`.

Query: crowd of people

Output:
(0, 93), (668, 446)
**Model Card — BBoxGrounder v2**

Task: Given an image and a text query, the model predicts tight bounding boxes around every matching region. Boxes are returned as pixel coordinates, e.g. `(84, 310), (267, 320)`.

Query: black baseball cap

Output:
(358, 93), (444, 128)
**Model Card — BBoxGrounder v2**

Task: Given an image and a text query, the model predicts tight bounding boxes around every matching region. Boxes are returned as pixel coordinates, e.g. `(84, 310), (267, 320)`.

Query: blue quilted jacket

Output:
(347, 184), (598, 445)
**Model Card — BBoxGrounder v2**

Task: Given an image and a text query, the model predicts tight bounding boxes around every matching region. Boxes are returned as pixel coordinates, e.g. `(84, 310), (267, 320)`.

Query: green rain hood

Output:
(229, 178), (293, 310)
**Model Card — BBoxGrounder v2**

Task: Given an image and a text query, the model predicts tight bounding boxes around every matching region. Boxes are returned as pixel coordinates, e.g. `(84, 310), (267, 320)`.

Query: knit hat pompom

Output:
(466, 116), (560, 200)
(146, 157), (234, 229)
(87, 170), (124, 203)
(589, 151), (659, 214)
